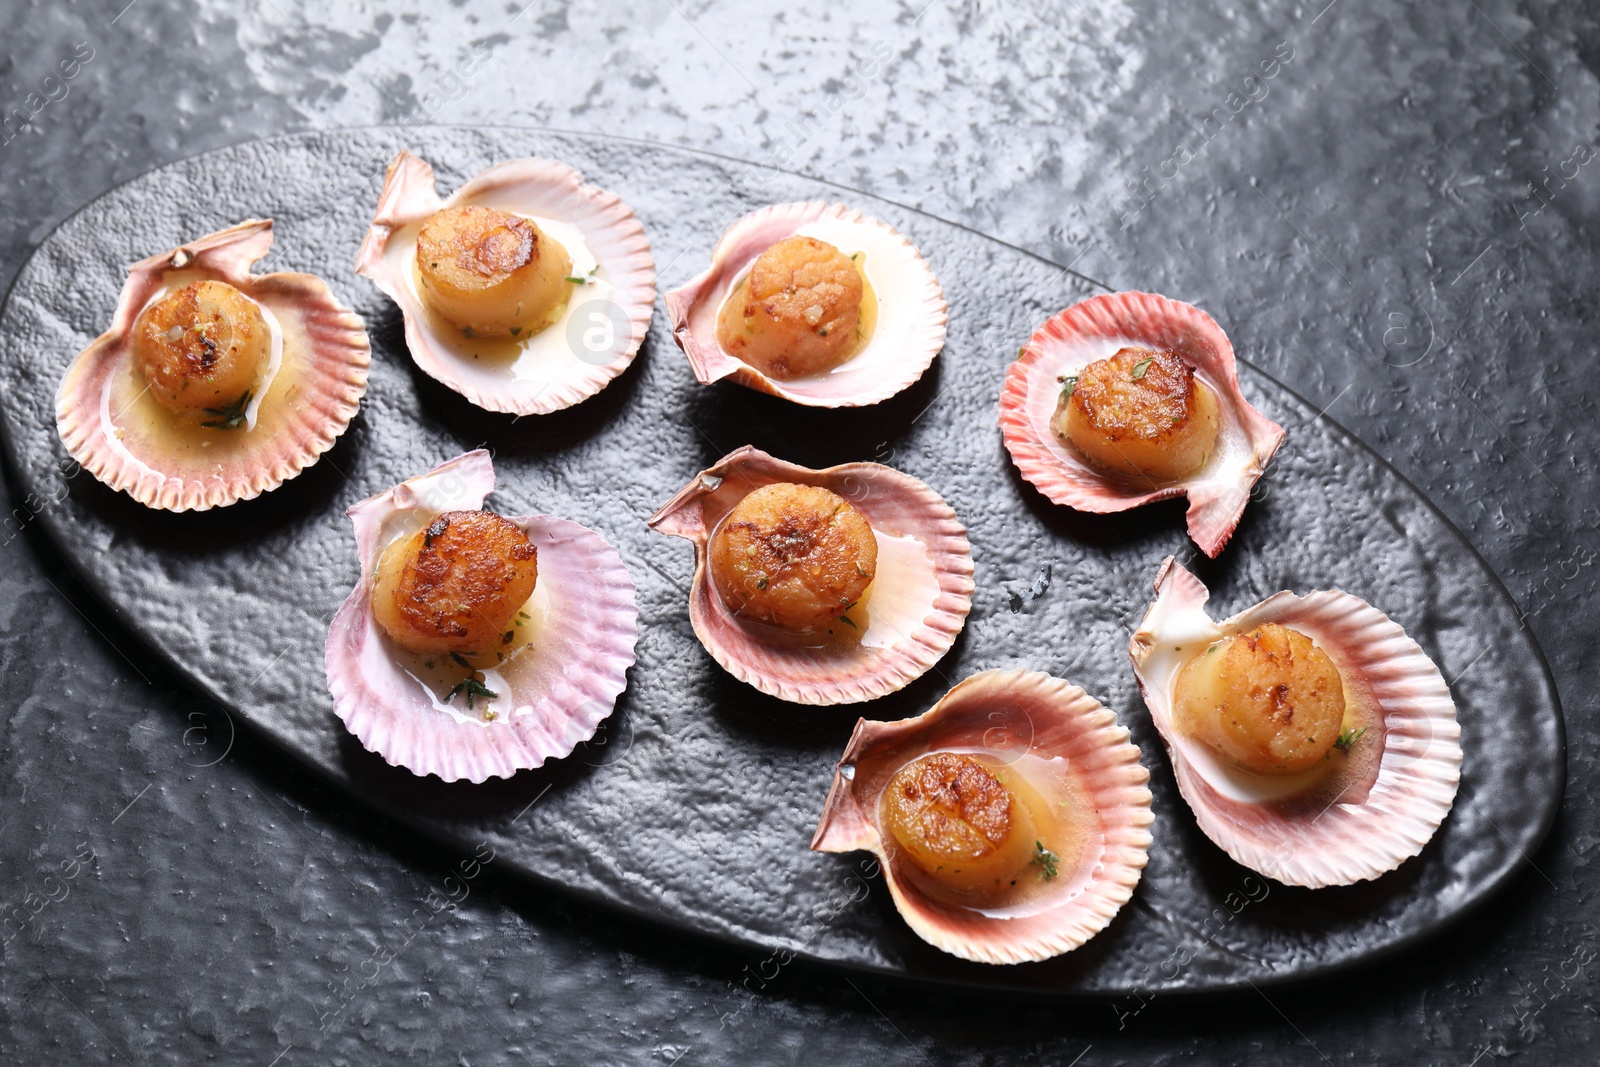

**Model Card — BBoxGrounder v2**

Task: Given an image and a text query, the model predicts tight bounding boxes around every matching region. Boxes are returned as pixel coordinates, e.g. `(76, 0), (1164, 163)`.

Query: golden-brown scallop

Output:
(1051, 346), (1220, 481)
(708, 482), (876, 632)
(131, 280), (270, 419)
(1172, 622), (1347, 775)
(881, 752), (1039, 895)
(371, 510), (539, 656)
(414, 204), (573, 338)
(715, 236), (864, 379)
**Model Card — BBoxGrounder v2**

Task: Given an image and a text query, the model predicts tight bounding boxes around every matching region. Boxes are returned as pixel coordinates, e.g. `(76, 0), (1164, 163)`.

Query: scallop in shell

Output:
(355, 150), (655, 415)
(665, 202), (947, 407)
(56, 219), (370, 511)
(325, 450), (639, 783)
(647, 445), (973, 705)
(811, 669), (1154, 964)
(1128, 557), (1462, 887)
(998, 292), (1284, 557)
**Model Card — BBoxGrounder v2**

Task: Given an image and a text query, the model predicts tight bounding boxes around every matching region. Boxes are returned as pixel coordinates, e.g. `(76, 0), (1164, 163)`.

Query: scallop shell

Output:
(811, 669), (1154, 964)
(1128, 557), (1462, 887)
(647, 445), (973, 705)
(355, 151), (655, 415)
(56, 219), (370, 511)
(325, 450), (639, 783)
(664, 202), (947, 407)
(998, 291), (1285, 557)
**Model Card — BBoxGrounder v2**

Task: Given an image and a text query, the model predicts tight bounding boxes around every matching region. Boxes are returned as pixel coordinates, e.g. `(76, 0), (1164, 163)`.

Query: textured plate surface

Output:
(0, 128), (1563, 996)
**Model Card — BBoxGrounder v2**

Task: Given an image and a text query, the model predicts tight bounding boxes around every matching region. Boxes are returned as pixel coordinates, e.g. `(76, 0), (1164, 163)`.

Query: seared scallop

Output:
(881, 751), (1040, 895)
(1053, 346), (1220, 481)
(414, 204), (573, 339)
(715, 235), (864, 379)
(131, 280), (271, 417)
(708, 482), (877, 632)
(371, 509), (540, 657)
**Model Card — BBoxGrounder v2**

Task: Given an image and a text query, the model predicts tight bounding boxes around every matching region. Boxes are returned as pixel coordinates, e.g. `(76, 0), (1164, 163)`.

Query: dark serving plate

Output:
(0, 127), (1564, 998)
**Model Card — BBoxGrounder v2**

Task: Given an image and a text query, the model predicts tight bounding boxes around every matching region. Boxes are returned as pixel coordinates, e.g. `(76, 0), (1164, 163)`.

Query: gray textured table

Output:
(0, 1), (1592, 1063)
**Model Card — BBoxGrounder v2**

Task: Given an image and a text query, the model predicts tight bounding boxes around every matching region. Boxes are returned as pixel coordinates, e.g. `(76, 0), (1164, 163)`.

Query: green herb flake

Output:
(838, 615), (857, 628)
(1031, 841), (1060, 880)
(502, 630), (515, 645)
(462, 326), (476, 339)
(1333, 726), (1368, 753)
(855, 562), (869, 578)
(1205, 642), (1221, 655)
(449, 652), (472, 670)
(509, 326), (522, 336)
(200, 390), (252, 430)
(1129, 356), (1156, 381)
(587, 264), (600, 277)
(447, 677), (500, 710)
(755, 578), (768, 590)
(1058, 375), (1077, 400)
(564, 275), (586, 284)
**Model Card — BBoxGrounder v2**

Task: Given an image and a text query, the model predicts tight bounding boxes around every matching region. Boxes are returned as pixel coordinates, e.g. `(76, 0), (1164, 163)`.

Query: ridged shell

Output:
(811, 669), (1154, 964)
(355, 151), (655, 415)
(1128, 557), (1462, 887)
(664, 202), (947, 407)
(325, 450), (639, 783)
(647, 445), (973, 705)
(55, 220), (370, 511)
(998, 291), (1285, 557)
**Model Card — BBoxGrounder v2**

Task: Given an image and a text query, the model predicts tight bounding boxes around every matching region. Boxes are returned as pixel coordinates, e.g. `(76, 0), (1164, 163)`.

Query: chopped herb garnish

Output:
(200, 391), (252, 430)
(509, 326), (522, 336)
(588, 264), (600, 277)
(838, 615), (857, 628)
(502, 630), (515, 644)
(1032, 841), (1060, 880)
(817, 327), (829, 336)
(517, 611), (530, 620)
(446, 677), (499, 710)
(462, 326), (475, 339)
(423, 516), (448, 547)
(855, 562), (869, 578)
(449, 652), (472, 670)
(1333, 726), (1368, 753)
(424, 659), (435, 670)
(1058, 375), (1078, 401)
(1205, 642), (1221, 655)
(564, 275), (586, 284)
(755, 578), (768, 590)
(1129, 356), (1155, 381)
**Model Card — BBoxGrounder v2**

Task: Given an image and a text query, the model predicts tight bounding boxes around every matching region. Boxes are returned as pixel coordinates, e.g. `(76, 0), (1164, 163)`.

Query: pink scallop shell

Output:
(646, 445), (973, 705)
(998, 292), (1285, 557)
(811, 669), (1154, 964)
(325, 450), (639, 783)
(664, 202), (947, 407)
(55, 220), (370, 511)
(1128, 558), (1463, 887)
(355, 151), (655, 415)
